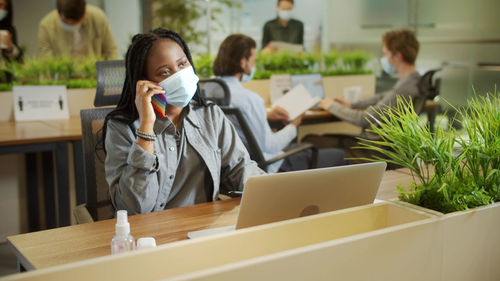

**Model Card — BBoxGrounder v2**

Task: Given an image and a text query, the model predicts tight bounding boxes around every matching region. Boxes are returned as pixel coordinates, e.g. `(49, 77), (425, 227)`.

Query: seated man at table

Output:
(38, 0), (117, 59)
(305, 29), (422, 162)
(213, 34), (348, 173)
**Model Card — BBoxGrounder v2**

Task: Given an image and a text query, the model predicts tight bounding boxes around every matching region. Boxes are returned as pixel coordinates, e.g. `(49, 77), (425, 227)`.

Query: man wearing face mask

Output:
(316, 29), (421, 133)
(38, 0), (117, 59)
(214, 34), (348, 173)
(262, 0), (304, 53)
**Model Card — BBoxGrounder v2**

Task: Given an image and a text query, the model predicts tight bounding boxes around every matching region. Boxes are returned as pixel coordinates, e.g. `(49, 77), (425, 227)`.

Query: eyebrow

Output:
(154, 56), (188, 72)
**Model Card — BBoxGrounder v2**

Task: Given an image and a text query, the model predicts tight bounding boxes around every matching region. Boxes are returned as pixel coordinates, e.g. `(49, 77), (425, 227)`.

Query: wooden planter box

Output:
(3, 202), (438, 281)
(393, 200), (500, 281)
(0, 88), (96, 122)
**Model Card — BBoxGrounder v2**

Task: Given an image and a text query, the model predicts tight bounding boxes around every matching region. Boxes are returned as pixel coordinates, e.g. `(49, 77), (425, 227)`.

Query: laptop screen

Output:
(290, 73), (325, 100)
(236, 162), (387, 229)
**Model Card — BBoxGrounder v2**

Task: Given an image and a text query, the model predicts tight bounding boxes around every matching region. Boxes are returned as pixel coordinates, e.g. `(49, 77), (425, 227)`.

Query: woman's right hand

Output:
(135, 80), (165, 132)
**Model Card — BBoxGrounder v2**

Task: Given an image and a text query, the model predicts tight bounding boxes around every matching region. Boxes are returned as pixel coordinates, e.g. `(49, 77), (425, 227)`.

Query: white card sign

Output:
(13, 85), (69, 121)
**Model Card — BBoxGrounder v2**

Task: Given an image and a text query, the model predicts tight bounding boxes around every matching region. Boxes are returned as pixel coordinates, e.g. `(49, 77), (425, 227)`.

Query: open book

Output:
(271, 84), (321, 121)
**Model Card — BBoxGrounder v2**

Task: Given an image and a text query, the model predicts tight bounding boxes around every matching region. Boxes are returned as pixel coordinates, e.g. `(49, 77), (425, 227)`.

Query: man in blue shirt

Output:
(213, 34), (348, 173)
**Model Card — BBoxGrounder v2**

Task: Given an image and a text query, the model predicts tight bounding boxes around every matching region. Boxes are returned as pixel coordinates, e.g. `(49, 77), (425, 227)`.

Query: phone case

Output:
(152, 93), (167, 118)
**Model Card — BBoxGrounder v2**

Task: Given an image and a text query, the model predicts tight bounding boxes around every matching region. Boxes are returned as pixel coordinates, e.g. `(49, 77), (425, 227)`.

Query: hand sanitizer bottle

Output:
(111, 210), (135, 254)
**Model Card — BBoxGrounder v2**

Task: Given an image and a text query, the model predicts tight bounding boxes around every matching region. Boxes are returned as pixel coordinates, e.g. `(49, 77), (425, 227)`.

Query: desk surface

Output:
(0, 117), (82, 146)
(8, 168), (415, 270)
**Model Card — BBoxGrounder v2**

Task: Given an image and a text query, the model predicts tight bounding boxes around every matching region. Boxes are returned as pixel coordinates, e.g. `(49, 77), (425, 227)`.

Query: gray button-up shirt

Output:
(105, 102), (264, 215)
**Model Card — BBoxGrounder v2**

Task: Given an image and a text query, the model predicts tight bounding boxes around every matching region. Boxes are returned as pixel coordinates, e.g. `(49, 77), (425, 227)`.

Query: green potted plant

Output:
(353, 91), (500, 280)
(356, 92), (499, 213)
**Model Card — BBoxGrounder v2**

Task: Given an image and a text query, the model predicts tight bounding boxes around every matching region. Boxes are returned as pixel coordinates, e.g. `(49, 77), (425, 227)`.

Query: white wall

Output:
(12, 0), (53, 57)
(103, 0), (142, 59)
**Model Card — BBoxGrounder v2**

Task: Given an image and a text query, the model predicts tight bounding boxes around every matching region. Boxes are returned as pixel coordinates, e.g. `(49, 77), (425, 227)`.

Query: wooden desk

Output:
(0, 117), (83, 230)
(7, 168), (414, 271)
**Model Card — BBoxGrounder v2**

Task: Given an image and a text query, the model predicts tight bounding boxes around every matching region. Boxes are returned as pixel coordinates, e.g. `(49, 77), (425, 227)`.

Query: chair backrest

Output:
(80, 107), (115, 221)
(94, 60), (126, 107)
(198, 78), (231, 106)
(220, 106), (269, 171)
(415, 69), (442, 113)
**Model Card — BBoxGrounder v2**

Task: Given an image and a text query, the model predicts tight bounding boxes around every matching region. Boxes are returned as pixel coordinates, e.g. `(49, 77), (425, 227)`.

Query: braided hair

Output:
(102, 28), (208, 151)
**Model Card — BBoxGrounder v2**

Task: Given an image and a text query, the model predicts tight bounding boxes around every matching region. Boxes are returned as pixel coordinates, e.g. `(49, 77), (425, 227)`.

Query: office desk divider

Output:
(3, 201), (441, 281)
(390, 200), (500, 281)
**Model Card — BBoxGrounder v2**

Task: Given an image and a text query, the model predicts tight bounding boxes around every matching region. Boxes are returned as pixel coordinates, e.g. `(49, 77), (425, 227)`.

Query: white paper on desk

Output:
(270, 74), (291, 104)
(272, 84), (321, 121)
(13, 86), (69, 121)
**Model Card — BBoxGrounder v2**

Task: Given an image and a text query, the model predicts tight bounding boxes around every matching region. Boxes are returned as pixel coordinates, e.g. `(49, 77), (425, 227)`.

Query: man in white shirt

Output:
(213, 34), (348, 173)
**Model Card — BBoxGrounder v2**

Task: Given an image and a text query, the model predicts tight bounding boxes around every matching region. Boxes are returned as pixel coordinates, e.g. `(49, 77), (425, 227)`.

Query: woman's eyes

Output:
(159, 61), (189, 77)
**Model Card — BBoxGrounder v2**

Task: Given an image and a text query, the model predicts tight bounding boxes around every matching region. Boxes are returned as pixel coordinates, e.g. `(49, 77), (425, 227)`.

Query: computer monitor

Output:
(290, 73), (325, 100)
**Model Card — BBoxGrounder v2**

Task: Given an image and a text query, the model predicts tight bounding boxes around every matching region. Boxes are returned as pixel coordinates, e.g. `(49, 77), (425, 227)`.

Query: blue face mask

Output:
(0, 10), (7, 21)
(158, 66), (199, 107)
(241, 66), (256, 83)
(60, 21), (81, 32)
(380, 57), (395, 75)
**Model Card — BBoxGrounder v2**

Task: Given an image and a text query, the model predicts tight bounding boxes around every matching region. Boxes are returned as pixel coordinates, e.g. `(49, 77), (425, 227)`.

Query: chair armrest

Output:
(73, 204), (94, 224)
(228, 190), (243, 198)
(264, 143), (314, 166)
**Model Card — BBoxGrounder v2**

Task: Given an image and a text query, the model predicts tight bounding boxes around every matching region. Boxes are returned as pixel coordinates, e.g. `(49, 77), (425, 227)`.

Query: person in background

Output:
(0, 0), (22, 63)
(304, 29), (421, 163)
(261, 0), (303, 53)
(316, 29), (421, 131)
(103, 28), (263, 215)
(213, 34), (348, 173)
(38, 0), (117, 59)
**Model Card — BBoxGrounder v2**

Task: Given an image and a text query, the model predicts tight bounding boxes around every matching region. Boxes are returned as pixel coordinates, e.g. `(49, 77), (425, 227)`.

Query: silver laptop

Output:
(188, 162), (387, 238)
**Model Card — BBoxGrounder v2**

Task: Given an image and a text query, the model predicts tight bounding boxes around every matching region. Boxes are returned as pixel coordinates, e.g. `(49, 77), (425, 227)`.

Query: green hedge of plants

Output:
(194, 49), (372, 80)
(0, 56), (98, 91)
(0, 50), (372, 91)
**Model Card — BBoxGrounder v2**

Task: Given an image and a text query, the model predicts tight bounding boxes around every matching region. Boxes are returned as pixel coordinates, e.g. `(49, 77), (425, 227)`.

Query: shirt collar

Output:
(153, 104), (194, 134)
(219, 76), (243, 89)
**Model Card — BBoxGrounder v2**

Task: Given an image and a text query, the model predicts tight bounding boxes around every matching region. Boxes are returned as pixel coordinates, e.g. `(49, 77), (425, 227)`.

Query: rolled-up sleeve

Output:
(105, 120), (159, 214)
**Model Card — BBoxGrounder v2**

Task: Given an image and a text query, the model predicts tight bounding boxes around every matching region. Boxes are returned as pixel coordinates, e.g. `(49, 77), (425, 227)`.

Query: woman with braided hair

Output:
(103, 28), (264, 215)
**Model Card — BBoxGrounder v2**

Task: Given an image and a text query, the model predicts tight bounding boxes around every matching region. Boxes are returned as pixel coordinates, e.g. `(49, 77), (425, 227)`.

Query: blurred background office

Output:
(11, 0), (500, 104)
(1, 0), (499, 263)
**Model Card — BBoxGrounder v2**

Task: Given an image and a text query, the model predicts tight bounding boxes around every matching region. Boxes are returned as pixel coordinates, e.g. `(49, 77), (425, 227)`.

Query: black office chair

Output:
(74, 107), (115, 223)
(417, 69), (442, 132)
(221, 106), (317, 172)
(198, 78), (231, 106)
(93, 60), (126, 107)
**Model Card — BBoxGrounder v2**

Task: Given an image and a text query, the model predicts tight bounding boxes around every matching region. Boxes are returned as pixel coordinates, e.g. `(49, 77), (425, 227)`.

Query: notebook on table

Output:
(187, 162), (387, 239)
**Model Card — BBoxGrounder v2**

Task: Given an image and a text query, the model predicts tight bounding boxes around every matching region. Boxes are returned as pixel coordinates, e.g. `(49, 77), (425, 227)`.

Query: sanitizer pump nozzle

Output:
(111, 210), (135, 254)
